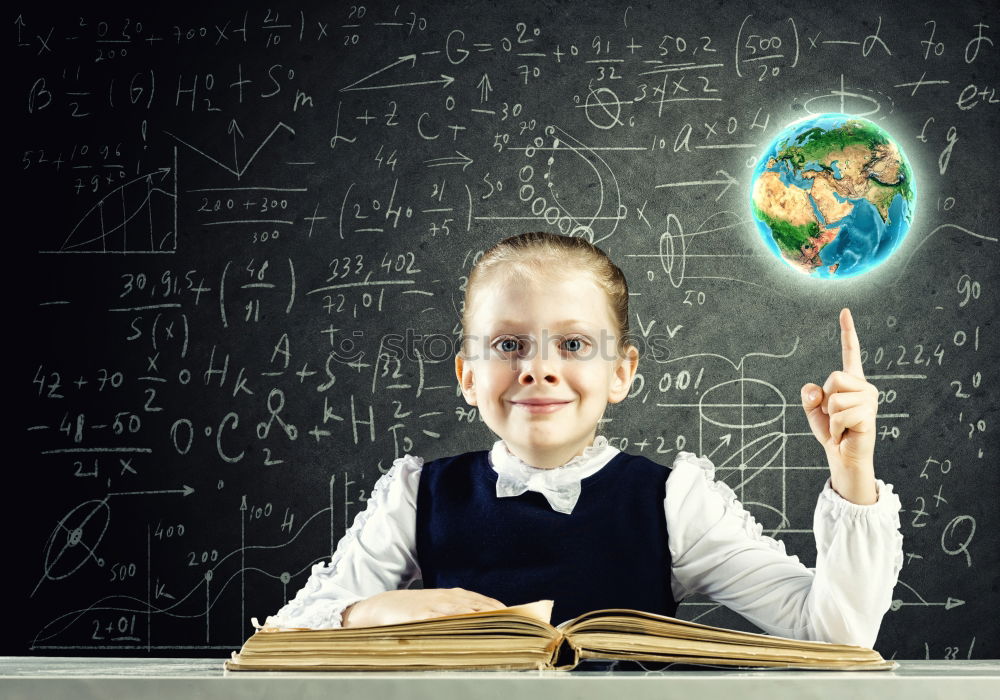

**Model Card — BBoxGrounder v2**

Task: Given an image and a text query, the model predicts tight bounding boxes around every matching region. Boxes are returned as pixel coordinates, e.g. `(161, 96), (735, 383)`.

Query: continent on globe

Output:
(749, 114), (916, 278)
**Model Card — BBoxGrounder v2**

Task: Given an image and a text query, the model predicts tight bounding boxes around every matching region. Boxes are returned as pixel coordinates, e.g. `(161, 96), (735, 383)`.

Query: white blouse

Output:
(264, 436), (904, 648)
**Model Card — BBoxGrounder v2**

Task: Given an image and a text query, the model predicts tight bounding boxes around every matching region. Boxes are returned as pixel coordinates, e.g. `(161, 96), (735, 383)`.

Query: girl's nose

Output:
(517, 349), (559, 385)
(519, 369), (559, 385)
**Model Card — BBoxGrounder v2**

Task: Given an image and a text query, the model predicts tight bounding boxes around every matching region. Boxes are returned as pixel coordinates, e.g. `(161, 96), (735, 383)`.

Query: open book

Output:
(225, 600), (895, 671)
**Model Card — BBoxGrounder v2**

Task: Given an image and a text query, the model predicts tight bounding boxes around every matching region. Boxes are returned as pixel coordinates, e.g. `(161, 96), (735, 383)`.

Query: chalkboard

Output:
(10, 0), (998, 661)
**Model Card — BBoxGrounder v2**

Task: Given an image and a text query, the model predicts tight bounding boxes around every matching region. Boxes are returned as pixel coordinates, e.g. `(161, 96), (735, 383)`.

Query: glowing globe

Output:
(750, 114), (916, 278)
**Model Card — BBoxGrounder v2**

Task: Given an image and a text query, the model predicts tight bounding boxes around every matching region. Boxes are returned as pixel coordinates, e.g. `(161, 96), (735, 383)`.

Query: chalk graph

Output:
(46, 150), (178, 255)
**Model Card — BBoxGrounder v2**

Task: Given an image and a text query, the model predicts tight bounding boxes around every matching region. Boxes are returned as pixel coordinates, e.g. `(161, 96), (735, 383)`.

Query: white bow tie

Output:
(490, 437), (614, 514)
(495, 472), (582, 514)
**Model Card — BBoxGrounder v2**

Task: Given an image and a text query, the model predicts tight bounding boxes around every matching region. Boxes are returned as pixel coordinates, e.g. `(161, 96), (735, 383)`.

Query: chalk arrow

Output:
(655, 169), (739, 201)
(15, 15), (28, 46)
(341, 54), (416, 91)
(228, 119), (245, 174)
(424, 151), (474, 171)
(477, 73), (493, 102)
(341, 53), (455, 92)
(144, 166), (172, 184)
(343, 73), (455, 91)
(708, 434), (733, 459)
(107, 485), (195, 497)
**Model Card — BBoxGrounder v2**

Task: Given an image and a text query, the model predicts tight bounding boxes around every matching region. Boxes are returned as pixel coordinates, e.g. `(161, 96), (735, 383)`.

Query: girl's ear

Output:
(455, 354), (478, 406)
(608, 345), (639, 404)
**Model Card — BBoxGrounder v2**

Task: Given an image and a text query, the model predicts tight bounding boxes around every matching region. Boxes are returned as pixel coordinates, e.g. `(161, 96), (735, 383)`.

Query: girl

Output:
(264, 232), (903, 649)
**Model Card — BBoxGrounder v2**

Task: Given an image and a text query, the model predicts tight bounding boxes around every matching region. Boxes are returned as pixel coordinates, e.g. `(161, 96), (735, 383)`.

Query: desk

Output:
(2, 657), (998, 700)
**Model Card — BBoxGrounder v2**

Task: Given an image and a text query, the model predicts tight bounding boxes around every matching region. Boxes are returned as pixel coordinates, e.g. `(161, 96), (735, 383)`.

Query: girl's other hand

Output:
(341, 588), (507, 628)
(800, 308), (879, 505)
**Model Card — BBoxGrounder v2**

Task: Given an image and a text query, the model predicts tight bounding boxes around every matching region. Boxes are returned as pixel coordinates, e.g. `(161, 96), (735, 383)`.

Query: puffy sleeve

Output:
(665, 451), (903, 648)
(263, 454), (424, 629)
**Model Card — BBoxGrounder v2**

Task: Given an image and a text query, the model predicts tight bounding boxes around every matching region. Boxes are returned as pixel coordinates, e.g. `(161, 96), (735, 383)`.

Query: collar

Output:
(487, 436), (620, 514)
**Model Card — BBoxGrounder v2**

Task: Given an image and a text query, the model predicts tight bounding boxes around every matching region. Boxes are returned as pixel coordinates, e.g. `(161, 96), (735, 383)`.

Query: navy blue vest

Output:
(415, 450), (677, 626)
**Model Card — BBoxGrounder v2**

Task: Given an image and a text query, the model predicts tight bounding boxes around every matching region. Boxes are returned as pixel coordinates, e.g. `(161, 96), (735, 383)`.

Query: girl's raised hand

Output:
(341, 588), (507, 628)
(800, 308), (880, 505)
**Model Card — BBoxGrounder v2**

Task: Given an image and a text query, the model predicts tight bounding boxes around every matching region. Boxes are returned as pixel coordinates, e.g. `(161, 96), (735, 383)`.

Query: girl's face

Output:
(455, 272), (638, 468)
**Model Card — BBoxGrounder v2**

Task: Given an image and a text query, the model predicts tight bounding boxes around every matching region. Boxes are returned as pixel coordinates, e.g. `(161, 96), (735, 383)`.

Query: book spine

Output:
(549, 633), (581, 670)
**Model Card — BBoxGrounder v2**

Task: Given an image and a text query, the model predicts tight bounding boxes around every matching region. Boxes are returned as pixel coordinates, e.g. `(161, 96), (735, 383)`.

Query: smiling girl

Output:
(263, 232), (903, 648)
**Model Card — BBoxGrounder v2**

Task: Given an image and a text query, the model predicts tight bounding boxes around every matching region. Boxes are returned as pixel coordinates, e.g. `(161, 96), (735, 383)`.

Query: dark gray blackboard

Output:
(10, 0), (998, 660)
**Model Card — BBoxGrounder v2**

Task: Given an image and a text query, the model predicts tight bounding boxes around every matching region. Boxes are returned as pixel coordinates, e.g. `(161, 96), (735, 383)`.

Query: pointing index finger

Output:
(840, 308), (865, 378)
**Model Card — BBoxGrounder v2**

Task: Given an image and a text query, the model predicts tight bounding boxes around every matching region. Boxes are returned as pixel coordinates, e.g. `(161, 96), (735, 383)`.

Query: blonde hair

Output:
(460, 232), (631, 358)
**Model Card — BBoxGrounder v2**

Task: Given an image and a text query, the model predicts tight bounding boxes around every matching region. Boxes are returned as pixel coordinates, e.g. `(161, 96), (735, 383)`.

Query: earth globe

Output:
(749, 113), (916, 278)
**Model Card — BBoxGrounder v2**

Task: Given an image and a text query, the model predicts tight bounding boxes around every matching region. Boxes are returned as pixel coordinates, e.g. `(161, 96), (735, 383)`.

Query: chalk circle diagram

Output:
(576, 85), (629, 131)
(793, 73), (894, 121)
(32, 499), (111, 596)
(524, 124), (625, 248)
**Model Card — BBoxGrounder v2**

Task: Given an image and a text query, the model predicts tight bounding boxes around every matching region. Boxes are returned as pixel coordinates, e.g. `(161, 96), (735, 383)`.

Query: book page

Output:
(497, 600), (553, 625)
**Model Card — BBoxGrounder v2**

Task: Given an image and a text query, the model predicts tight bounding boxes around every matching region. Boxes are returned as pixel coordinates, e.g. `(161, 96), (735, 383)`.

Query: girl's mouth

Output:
(512, 401), (570, 414)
